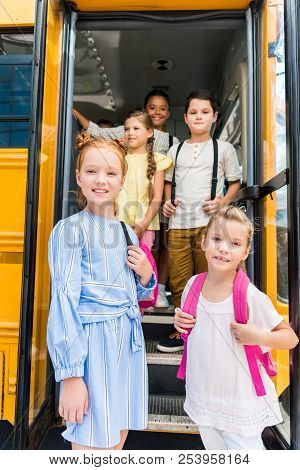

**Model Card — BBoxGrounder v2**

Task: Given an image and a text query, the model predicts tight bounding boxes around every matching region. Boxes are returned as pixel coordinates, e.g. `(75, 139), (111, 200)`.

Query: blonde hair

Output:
(75, 131), (128, 209)
(204, 205), (254, 271)
(124, 109), (156, 201)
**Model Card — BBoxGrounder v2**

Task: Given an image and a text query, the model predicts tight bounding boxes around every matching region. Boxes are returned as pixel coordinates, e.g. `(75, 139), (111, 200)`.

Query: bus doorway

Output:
(52, 6), (293, 449)
(9, 1), (299, 451)
(62, 9), (251, 437)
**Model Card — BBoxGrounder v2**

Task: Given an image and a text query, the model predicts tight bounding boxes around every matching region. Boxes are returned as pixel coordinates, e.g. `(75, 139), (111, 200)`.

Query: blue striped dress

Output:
(47, 211), (156, 448)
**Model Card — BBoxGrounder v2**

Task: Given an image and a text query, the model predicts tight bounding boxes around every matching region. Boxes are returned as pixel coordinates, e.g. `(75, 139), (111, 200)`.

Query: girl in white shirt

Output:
(174, 205), (298, 450)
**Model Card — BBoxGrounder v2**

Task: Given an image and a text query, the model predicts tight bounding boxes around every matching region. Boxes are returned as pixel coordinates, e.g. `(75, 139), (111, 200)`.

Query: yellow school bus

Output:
(0, 0), (299, 449)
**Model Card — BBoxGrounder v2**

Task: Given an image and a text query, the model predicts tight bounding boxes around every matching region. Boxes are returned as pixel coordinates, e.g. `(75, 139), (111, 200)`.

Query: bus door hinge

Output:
(268, 41), (284, 62)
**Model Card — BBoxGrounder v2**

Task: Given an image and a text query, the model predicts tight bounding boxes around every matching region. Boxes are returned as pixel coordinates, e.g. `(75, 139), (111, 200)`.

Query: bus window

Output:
(219, 97), (242, 165)
(0, 34), (33, 148)
(273, 23), (288, 304)
(0, 32), (32, 425)
(261, 0), (290, 444)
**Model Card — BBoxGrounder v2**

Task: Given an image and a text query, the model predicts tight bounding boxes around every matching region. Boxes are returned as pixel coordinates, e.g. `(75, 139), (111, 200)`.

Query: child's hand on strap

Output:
(59, 377), (88, 424)
(174, 307), (196, 334)
(127, 245), (153, 287)
(202, 196), (224, 215)
(231, 321), (267, 346)
(163, 198), (178, 217)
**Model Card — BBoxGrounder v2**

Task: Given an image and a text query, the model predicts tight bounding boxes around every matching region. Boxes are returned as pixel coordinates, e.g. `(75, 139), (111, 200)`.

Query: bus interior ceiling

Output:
(73, 24), (247, 144)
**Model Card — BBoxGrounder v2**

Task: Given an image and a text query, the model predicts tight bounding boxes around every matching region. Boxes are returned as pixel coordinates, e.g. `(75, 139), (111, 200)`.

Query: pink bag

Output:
(177, 269), (277, 397)
(137, 241), (158, 308)
(120, 222), (158, 308)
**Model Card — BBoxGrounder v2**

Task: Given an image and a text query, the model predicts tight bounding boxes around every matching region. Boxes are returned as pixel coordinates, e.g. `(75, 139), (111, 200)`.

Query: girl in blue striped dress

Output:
(47, 132), (156, 450)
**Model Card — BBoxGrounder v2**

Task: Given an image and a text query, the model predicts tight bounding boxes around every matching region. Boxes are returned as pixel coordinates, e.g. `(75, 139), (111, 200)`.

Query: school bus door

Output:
(12, 0), (67, 449)
(238, 0), (300, 450)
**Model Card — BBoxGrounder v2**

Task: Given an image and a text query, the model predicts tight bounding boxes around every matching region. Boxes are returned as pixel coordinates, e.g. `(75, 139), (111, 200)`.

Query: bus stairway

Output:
(142, 308), (198, 434)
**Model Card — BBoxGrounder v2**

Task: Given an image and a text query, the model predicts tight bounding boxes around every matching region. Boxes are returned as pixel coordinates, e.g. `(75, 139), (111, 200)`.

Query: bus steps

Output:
(146, 340), (182, 366)
(147, 395), (198, 434)
(142, 309), (175, 340)
(143, 302), (193, 433)
(142, 309), (174, 324)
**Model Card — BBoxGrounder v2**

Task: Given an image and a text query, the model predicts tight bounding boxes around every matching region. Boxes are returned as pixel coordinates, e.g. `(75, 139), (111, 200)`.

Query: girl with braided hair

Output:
(117, 109), (172, 250)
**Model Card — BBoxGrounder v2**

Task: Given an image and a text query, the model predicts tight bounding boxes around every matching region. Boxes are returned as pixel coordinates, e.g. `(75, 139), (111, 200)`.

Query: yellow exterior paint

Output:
(261, 0), (289, 397)
(0, 0), (35, 27)
(69, 0), (250, 11)
(0, 0), (63, 424)
(0, 0), (291, 430)
(29, 0), (63, 422)
(0, 149), (27, 423)
(0, 150), (27, 253)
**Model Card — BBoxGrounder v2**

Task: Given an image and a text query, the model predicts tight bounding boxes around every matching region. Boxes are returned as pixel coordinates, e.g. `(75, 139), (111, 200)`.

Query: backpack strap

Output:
(171, 142), (184, 205)
(233, 269), (249, 324)
(120, 221), (133, 246)
(233, 269), (268, 396)
(211, 138), (219, 200)
(177, 273), (208, 380)
(182, 273), (208, 317)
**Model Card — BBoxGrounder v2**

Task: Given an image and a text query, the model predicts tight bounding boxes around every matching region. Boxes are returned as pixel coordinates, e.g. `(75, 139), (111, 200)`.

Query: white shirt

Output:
(164, 139), (242, 229)
(182, 278), (283, 437)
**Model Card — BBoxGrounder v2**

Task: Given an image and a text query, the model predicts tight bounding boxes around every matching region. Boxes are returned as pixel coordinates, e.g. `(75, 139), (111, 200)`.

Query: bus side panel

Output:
(0, 0), (35, 27)
(0, 149), (27, 423)
(29, 0), (64, 423)
(70, 0), (250, 11)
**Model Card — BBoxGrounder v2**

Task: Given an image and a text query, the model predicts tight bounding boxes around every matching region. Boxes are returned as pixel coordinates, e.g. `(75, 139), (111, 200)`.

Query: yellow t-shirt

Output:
(117, 152), (173, 230)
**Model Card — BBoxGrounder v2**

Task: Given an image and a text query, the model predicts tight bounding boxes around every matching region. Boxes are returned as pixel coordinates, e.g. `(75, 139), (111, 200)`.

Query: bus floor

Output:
(0, 422), (204, 450)
(39, 428), (205, 450)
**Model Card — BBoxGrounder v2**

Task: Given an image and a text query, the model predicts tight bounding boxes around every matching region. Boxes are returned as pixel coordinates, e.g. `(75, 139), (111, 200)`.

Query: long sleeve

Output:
(87, 121), (125, 140)
(47, 219), (88, 382)
(135, 272), (157, 301)
(87, 120), (170, 154)
(126, 225), (157, 300)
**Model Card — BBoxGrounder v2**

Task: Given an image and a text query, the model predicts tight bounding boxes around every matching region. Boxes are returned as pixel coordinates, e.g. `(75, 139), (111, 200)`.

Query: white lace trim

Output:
(185, 387), (282, 433)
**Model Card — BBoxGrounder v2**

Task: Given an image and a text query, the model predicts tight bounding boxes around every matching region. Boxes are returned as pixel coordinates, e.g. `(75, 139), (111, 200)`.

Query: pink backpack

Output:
(177, 269), (277, 397)
(120, 222), (158, 308)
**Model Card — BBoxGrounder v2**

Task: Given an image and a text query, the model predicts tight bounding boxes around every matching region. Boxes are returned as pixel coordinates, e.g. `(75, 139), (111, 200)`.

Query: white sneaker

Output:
(154, 290), (170, 308)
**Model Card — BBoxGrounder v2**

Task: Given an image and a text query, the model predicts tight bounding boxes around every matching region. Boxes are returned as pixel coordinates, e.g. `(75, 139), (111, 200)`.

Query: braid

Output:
(146, 136), (156, 201)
